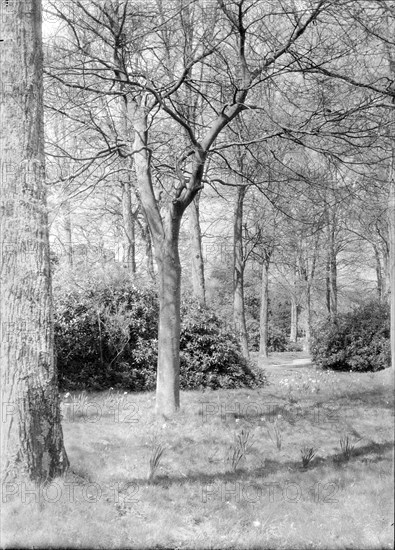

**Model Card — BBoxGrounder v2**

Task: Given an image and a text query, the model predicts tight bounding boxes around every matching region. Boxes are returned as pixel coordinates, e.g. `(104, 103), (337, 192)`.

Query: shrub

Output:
(54, 282), (159, 391)
(310, 301), (391, 372)
(54, 282), (267, 391)
(248, 321), (288, 352)
(180, 299), (267, 390)
(285, 341), (304, 352)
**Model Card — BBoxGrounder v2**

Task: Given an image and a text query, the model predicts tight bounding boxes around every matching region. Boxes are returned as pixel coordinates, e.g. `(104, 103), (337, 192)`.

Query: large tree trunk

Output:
(390, 182), (395, 371)
(155, 216), (182, 417)
(189, 193), (206, 305)
(233, 186), (249, 359)
(1, 0), (68, 481)
(258, 260), (270, 363)
(389, 127), (395, 371)
(132, 105), (185, 415)
(122, 177), (136, 273)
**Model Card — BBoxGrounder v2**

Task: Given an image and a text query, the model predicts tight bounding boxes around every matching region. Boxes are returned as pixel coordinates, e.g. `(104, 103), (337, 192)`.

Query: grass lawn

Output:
(2, 355), (394, 549)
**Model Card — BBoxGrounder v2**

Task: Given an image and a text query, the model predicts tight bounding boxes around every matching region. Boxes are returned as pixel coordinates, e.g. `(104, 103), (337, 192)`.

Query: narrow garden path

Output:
(252, 351), (317, 383)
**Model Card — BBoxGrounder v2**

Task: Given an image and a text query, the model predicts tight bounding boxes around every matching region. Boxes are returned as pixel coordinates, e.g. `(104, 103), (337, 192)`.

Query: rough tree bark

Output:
(233, 186), (249, 359)
(189, 193), (206, 305)
(389, 176), (395, 371)
(156, 217), (182, 415)
(389, 100), (395, 371)
(0, 0), (69, 481)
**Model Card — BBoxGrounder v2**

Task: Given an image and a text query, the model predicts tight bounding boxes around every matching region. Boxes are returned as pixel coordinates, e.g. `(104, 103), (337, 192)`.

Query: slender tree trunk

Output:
(259, 259), (270, 363)
(382, 247), (390, 299)
(290, 296), (298, 343)
(326, 223), (338, 322)
(122, 177), (136, 273)
(233, 186), (249, 359)
(97, 310), (104, 369)
(189, 193), (206, 305)
(137, 216), (156, 282)
(59, 113), (73, 269)
(325, 256), (331, 316)
(144, 222), (156, 282)
(329, 254), (337, 320)
(373, 244), (383, 301)
(305, 284), (312, 353)
(0, 0), (68, 481)
(62, 200), (73, 268)
(304, 240), (318, 353)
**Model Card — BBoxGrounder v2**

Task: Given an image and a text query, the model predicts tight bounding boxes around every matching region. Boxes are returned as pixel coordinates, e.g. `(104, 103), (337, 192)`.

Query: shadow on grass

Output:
(115, 440), (394, 489)
(197, 400), (381, 426)
(334, 387), (394, 409)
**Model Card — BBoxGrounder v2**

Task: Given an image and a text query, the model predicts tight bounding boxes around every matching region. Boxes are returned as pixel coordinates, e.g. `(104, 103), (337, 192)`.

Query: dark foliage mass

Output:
(247, 322), (289, 352)
(54, 282), (267, 391)
(310, 301), (391, 372)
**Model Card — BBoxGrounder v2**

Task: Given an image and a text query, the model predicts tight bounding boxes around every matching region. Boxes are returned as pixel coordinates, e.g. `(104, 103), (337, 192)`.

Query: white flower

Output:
(124, 392), (128, 395)
(253, 521), (261, 527)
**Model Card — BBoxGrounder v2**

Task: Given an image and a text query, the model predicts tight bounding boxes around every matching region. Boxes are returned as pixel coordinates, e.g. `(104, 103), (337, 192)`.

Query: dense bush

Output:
(285, 341), (304, 352)
(310, 301), (391, 372)
(54, 282), (159, 391)
(180, 299), (267, 389)
(54, 282), (267, 391)
(248, 321), (288, 352)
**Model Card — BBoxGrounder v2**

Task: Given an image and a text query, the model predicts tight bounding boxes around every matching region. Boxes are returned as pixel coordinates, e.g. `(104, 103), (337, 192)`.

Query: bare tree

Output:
(47, 0), (337, 414)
